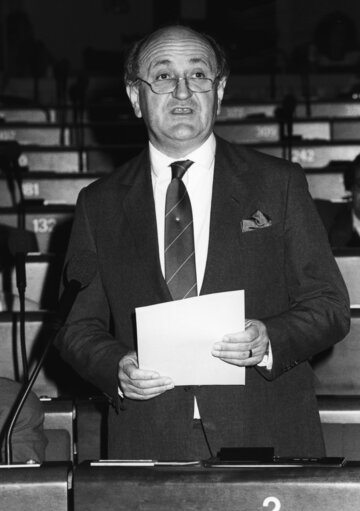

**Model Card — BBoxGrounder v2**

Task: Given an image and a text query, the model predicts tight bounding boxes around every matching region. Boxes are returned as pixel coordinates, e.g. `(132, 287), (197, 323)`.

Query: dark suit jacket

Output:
(55, 137), (350, 459)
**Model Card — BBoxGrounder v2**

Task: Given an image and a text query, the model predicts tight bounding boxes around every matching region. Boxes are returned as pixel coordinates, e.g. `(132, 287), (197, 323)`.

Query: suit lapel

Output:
(122, 150), (172, 301)
(200, 138), (257, 295)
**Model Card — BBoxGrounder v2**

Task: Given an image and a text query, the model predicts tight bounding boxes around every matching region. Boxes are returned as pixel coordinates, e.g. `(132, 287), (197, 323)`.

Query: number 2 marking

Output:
(263, 496), (281, 511)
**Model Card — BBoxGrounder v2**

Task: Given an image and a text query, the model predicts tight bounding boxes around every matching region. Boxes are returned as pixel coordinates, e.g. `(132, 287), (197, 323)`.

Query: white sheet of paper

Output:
(136, 290), (245, 386)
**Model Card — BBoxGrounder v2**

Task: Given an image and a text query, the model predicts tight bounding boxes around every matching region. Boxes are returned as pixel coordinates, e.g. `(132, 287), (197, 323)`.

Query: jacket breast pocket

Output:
(239, 223), (283, 247)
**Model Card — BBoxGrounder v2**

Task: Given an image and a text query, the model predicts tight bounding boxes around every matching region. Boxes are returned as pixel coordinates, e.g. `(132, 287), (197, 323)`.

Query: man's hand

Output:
(118, 351), (174, 400)
(211, 319), (270, 366)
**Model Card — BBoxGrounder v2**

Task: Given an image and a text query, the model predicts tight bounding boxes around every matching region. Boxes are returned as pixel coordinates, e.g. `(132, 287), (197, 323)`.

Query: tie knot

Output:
(170, 159), (194, 180)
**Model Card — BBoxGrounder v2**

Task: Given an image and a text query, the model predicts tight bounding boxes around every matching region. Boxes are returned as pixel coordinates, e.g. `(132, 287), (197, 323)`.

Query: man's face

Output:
(126, 27), (227, 157)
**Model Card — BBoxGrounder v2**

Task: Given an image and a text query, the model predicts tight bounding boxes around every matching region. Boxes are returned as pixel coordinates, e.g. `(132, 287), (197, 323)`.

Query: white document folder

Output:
(136, 290), (245, 386)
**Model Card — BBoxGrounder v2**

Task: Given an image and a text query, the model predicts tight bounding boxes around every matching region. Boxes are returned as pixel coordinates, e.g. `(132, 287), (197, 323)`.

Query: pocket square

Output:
(241, 209), (272, 232)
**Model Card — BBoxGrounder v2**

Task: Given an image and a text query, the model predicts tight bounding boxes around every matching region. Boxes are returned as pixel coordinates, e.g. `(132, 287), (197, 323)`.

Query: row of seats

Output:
(0, 163), (349, 201)
(4, 117), (360, 146)
(1, 252), (359, 312)
(2, 98), (360, 124)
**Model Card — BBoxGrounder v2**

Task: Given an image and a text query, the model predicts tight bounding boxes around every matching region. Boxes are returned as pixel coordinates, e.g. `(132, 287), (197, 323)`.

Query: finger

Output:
(212, 348), (250, 360)
(124, 365), (161, 380)
(214, 339), (253, 351)
(212, 342), (250, 357)
(222, 327), (259, 343)
(124, 379), (174, 400)
(127, 376), (173, 390)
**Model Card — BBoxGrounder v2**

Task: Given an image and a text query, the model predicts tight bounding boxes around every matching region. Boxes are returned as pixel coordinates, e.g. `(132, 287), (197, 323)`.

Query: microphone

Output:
(3, 249), (97, 465)
(0, 141), (28, 230)
(0, 140), (23, 171)
(8, 229), (32, 293)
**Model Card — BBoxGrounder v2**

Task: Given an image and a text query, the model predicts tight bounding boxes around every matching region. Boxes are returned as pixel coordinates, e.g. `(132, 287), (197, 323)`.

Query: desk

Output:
(0, 462), (69, 511)
(74, 462), (360, 511)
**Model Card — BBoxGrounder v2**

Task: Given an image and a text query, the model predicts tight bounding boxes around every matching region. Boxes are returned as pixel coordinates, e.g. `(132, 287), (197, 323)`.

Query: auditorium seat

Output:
(306, 168), (346, 201)
(332, 119), (360, 141)
(19, 145), (142, 172)
(76, 398), (109, 462)
(214, 119), (331, 144)
(312, 309), (360, 394)
(0, 311), (97, 398)
(42, 398), (75, 462)
(0, 106), (54, 123)
(0, 311), (61, 397)
(0, 205), (74, 253)
(218, 100), (360, 121)
(256, 142), (360, 168)
(21, 147), (81, 172)
(0, 173), (99, 207)
(0, 463), (69, 511)
(5, 254), (64, 311)
(318, 396), (360, 424)
(318, 396), (360, 460)
(0, 124), (69, 145)
(215, 116), (360, 150)
(334, 251), (360, 307)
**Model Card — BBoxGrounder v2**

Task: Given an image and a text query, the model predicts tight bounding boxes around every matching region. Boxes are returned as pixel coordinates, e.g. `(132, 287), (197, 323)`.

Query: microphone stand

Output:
(302, 68), (312, 118)
(9, 229), (32, 384)
(275, 105), (286, 160)
(282, 94), (297, 162)
(54, 59), (69, 146)
(69, 72), (88, 173)
(1, 144), (29, 383)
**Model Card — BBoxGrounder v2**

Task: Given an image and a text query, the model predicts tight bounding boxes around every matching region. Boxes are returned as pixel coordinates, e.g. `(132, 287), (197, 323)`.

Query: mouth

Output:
(171, 107), (194, 115)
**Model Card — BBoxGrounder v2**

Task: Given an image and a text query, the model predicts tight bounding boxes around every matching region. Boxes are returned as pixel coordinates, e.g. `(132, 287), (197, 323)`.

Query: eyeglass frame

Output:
(134, 75), (220, 95)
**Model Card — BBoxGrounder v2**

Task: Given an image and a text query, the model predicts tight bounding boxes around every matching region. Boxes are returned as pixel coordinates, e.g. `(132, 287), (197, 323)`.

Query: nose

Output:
(172, 77), (192, 99)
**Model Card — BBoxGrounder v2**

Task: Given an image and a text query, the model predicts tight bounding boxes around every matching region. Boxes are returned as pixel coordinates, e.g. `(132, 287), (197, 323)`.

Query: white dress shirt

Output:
(150, 134), (215, 290)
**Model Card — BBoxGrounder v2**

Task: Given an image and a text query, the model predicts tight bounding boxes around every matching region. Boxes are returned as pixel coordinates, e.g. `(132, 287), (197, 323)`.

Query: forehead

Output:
(138, 28), (217, 75)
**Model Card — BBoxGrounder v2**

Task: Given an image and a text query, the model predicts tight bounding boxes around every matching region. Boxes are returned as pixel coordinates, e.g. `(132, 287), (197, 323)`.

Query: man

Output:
(55, 25), (350, 460)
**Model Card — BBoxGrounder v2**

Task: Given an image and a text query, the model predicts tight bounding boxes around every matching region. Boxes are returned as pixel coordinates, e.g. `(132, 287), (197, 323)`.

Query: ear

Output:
(126, 83), (143, 118)
(216, 77), (227, 116)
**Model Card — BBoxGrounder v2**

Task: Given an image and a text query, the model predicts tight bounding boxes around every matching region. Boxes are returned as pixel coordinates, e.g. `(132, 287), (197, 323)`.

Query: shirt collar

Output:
(150, 133), (216, 181)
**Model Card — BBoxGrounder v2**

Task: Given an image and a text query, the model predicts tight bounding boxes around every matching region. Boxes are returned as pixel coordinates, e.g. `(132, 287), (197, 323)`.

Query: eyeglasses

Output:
(135, 76), (218, 94)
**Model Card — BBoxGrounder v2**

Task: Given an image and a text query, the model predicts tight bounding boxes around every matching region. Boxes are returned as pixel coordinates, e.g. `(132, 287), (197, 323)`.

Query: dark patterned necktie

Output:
(165, 160), (197, 300)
